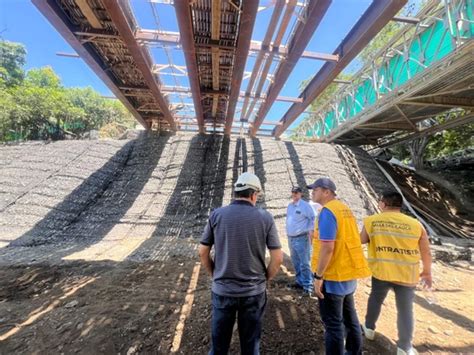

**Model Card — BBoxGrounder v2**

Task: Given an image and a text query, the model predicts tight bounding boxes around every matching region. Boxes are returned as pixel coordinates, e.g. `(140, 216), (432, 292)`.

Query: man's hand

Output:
(314, 279), (324, 299)
(198, 244), (214, 277)
(419, 226), (432, 288)
(420, 271), (432, 289)
(266, 248), (283, 281)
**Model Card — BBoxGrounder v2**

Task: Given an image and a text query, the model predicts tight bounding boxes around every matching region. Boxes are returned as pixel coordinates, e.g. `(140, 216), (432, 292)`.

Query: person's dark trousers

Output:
(365, 277), (415, 352)
(210, 291), (267, 355)
(318, 285), (362, 355)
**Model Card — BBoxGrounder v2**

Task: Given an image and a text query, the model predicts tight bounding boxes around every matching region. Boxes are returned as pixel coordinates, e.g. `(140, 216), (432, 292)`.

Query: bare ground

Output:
(0, 257), (472, 354)
(0, 133), (472, 354)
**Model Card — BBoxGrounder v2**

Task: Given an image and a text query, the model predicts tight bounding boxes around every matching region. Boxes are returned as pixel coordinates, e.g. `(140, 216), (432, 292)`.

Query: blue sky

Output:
(0, 0), (415, 132)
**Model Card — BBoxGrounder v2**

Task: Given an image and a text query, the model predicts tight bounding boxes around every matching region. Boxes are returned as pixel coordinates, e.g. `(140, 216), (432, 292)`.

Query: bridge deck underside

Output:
(327, 42), (474, 146)
(34, 0), (176, 129)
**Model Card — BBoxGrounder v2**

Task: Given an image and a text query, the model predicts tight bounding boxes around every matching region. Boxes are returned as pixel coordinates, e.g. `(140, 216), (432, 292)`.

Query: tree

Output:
(25, 66), (61, 88)
(408, 137), (429, 170)
(0, 40), (27, 87)
(425, 118), (474, 159)
(0, 39), (136, 141)
(10, 68), (73, 139)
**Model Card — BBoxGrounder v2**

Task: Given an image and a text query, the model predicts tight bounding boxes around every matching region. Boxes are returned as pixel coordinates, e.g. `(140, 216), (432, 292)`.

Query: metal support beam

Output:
(211, 0), (221, 118)
(402, 96), (474, 109)
(156, 85), (303, 102)
(225, 1), (259, 135)
(250, 0), (331, 136)
(377, 114), (474, 149)
(240, 0), (285, 121)
(333, 79), (351, 84)
(76, 0), (103, 29)
(33, 0), (149, 129)
(272, 0), (407, 138)
(242, 0), (297, 123)
(391, 16), (420, 24)
(74, 30), (119, 39)
(134, 29), (338, 61)
(245, 1), (298, 122)
(394, 104), (418, 131)
(174, 0), (205, 133)
(56, 52), (80, 58)
(103, 0), (176, 130)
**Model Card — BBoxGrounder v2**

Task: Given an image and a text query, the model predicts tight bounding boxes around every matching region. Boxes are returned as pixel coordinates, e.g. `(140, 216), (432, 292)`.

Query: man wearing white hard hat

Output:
(200, 172), (283, 355)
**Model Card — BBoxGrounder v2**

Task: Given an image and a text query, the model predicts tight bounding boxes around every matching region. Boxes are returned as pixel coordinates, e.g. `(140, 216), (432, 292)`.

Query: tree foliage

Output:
(0, 40), (136, 142)
(0, 40), (26, 87)
(425, 118), (474, 159)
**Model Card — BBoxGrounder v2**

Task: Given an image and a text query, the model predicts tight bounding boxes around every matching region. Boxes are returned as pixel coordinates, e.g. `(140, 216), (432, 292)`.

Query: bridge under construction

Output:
(33, 0), (473, 146)
(1, 1), (473, 353)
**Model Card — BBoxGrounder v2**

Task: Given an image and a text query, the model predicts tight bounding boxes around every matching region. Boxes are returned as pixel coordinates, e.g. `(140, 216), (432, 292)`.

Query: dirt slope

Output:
(0, 133), (472, 354)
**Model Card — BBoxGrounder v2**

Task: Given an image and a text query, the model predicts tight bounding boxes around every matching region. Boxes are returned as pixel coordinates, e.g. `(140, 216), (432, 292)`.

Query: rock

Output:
(428, 326), (440, 334)
(126, 345), (138, 355)
(65, 300), (78, 308)
(76, 322), (84, 330)
(444, 329), (454, 336)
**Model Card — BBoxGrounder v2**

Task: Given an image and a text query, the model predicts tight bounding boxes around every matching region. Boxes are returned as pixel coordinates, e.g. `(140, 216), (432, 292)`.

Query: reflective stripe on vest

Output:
(369, 231), (420, 240)
(364, 212), (422, 284)
(311, 199), (371, 282)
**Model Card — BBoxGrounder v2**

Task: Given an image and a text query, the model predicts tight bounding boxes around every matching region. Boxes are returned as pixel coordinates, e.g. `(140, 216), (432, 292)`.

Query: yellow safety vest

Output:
(364, 212), (422, 285)
(311, 199), (371, 281)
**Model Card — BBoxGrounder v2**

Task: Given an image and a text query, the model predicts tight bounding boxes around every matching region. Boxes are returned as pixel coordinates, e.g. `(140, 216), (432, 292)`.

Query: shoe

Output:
(397, 347), (418, 355)
(301, 290), (317, 299)
(361, 323), (375, 340)
(286, 282), (303, 290)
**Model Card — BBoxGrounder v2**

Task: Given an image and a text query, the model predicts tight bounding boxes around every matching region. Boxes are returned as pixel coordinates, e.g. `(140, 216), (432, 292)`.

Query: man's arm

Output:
(419, 225), (432, 288)
(360, 226), (370, 244)
(314, 241), (335, 299)
(306, 203), (316, 241)
(198, 244), (214, 277)
(266, 248), (283, 280)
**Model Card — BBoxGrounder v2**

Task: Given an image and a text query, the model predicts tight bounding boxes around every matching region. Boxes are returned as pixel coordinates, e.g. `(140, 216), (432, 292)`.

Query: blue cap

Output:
(307, 177), (337, 194)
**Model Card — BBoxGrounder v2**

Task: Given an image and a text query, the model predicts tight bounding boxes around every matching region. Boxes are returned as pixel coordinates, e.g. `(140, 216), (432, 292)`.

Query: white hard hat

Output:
(234, 172), (262, 192)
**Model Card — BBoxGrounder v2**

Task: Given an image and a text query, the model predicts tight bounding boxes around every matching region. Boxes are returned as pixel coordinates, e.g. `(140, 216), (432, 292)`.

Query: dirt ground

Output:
(0, 256), (472, 354)
(1, 134), (473, 354)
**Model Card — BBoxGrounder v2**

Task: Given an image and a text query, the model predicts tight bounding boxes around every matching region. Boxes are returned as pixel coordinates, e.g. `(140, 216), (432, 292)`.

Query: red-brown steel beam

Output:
(134, 29), (339, 61)
(240, 0), (285, 121)
(174, 0), (205, 134)
(250, 0), (331, 136)
(32, 0), (149, 129)
(242, 0), (297, 123)
(224, 1), (259, 135)
(102, 0), (176, 130)
(272, 0), (407, 138)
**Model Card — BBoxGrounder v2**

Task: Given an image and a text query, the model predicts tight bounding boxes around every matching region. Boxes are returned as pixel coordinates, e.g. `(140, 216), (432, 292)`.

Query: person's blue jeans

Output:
(288, 234), (313, 291)
(365, 277), (415, 351)
(210, 291), (267, 355)
(318, 285), (362, 355)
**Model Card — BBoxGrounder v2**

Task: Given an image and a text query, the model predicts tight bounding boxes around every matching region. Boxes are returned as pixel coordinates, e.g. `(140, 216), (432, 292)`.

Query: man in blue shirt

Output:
(286, 186), (315, 295)
(309, 177), (370, 355)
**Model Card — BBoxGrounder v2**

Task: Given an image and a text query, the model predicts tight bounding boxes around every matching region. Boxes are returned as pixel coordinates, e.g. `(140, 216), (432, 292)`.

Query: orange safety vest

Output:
(364, 211), (422, 284)
(311, 199), (371, 281)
